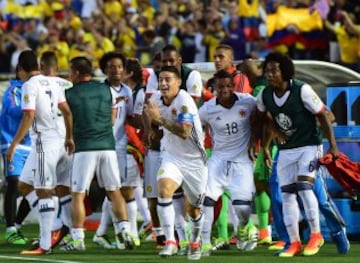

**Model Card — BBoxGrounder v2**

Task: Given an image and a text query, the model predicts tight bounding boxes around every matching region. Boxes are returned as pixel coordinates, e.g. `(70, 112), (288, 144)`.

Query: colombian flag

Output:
(238, 0), (260, 41)
(266, 6), (326, 49)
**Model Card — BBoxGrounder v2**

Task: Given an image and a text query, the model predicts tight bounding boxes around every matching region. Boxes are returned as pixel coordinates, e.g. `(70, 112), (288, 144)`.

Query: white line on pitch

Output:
(0, 255), (82, 263)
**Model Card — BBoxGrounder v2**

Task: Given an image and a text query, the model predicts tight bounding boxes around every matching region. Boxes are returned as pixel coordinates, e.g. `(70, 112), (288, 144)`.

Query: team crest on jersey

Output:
(8, 164), (14, 171)
(171, 108), (177, 116)
(146, 185), (153, 193)
(181, 105), (188, 113)
(157, 169), (165, 176)
(275, 113), (296, 136)
(23, 94), (30, 103)
(239, 109), (246, 118)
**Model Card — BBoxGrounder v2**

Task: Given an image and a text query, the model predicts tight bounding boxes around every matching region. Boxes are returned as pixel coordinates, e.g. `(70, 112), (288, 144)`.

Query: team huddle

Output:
(1, 44), (350, 260)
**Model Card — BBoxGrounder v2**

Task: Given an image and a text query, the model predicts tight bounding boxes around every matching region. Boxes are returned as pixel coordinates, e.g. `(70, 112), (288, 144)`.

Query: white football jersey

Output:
(133, 87), (145, 116)
(111, 83), (134, 149)
(150, 90), (206, 164)
(21, 74), (66, 149)
(199, 93), (256, 162)
(53, 76), (73, 140)
(145, 69), (158, 96)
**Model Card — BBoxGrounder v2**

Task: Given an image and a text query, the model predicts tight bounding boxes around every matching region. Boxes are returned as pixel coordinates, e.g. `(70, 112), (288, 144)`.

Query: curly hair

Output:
(99, 52), (127, 74)
(263, 51), (295, 81)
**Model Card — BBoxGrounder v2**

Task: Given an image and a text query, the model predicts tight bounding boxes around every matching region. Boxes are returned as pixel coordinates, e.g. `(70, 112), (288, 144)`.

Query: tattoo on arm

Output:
(161, 117), (192, 139)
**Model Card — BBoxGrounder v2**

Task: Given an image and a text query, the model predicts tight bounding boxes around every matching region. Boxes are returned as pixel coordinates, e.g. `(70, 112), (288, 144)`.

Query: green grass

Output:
(0, 224), (359, 263)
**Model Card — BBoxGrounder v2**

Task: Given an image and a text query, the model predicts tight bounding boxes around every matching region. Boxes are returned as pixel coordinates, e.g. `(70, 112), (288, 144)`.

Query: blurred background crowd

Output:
(0, 0), (359, 75)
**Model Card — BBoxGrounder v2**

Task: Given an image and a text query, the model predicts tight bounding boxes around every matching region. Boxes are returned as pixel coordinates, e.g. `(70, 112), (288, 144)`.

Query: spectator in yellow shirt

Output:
(37, 30), (70, 71)
(324, 12), (360, 71)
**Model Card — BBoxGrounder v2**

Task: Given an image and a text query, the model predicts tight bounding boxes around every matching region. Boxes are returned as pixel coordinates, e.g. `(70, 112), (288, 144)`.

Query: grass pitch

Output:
(0, 224), (359, 263)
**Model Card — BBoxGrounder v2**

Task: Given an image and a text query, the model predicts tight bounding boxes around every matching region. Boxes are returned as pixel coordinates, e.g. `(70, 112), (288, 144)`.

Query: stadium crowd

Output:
(0, 0), (360, 74)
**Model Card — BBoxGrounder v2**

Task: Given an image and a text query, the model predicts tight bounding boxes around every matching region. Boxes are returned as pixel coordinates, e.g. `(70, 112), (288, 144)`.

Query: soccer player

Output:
(124, 58), (153, 240)
(5, 50), (74, 255)
(143, 66), (207, 260)
(199, 70), (258, 255)
(240, 59), (273, 245)
(92, 52), (139, 248)
(64, 56), (133, 251)
(255, 51), (339, 257)
(0, 65), (31, 245)
(39, 51), (74, 246)
(203, 46), (253, 248)
(145, 45), (204, 252)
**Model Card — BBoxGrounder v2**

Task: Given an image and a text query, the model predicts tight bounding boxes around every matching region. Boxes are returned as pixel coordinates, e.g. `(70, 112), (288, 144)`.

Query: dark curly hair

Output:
(263, 51), (294, 81)
(99, 52), (127, 74)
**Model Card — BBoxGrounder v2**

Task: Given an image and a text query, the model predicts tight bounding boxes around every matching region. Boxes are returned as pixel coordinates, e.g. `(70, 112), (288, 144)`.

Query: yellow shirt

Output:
(116, 29), (137, 57)
(238, 0), (259, 17)
(38, 1), (53, 18)
(202, 33), (223, 61)
(3, 1), (21, 17)
(69, 45), (86, 60)
(101, 38), (115, 53)
(38, 41), (70, 70)
(142, 6), (156, 25)
(334, 26), (359, 64)
(83, 33), (96, 49)
(103, 1), (123, 22)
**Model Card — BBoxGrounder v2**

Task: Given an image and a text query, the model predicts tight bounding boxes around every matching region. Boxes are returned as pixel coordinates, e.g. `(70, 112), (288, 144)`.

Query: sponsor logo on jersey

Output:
(171, 108), (177, 116)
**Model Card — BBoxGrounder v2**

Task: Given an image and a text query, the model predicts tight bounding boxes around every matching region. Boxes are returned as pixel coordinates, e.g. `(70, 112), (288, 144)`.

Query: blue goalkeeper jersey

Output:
(0, 79), (31, 154)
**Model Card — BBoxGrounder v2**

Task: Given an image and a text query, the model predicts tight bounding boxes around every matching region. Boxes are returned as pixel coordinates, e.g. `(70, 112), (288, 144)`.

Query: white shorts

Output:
(71, 150), (121, 193)
(157, 152), (208, 207)
(20, 144), (66, 189)
(277, 145), (322, 188)
(56, 150), (72, 187)
(206, 158), (255, 202)
(121, 154), (142, 187)
(144, 150), (161, 198)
